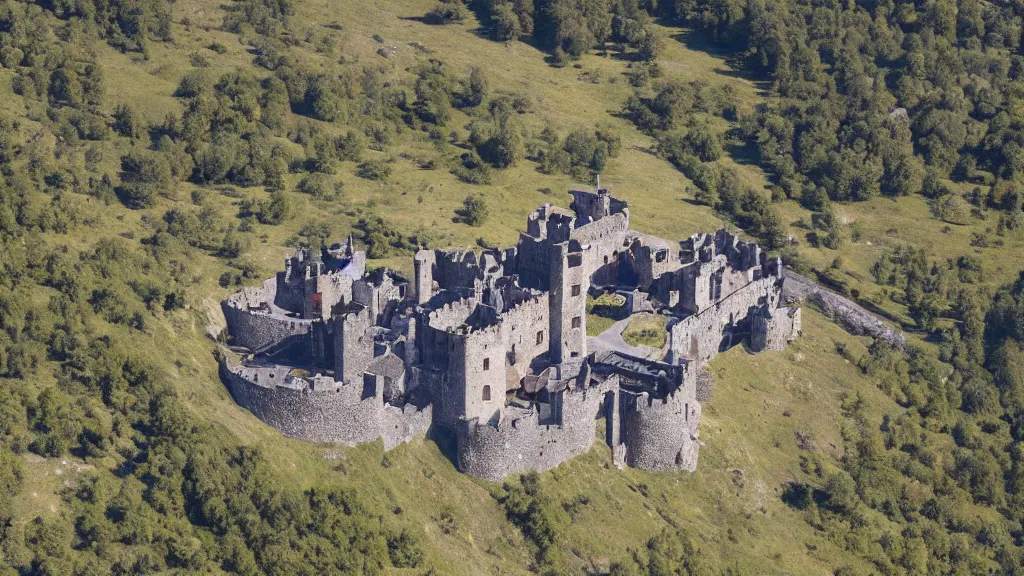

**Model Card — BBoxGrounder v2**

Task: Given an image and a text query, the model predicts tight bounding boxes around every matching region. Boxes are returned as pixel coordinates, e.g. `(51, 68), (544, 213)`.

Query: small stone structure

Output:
(219, 189), (802, 480)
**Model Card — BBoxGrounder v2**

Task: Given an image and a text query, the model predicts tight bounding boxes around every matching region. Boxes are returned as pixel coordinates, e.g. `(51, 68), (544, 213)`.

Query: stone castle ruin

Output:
(219, 188), (802, 481)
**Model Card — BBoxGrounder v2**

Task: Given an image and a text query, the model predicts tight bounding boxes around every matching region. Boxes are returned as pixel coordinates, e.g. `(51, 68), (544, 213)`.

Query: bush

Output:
(424, 1), (465, 25)
(356, 159), (392, 181)
(296, 173), (342, 200)
(456, 194), (488, 226)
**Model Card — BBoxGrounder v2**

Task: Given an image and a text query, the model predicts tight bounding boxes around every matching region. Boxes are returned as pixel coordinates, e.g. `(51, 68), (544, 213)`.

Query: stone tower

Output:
(548, 243), (588, 364)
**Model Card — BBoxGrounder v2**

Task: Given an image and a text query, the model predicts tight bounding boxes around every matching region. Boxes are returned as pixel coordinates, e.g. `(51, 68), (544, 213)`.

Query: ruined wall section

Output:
(451, 323), (506, 425)
(456, 376), (619, 481)
(221, 363), (429, 449)
(414, 249), (436, 304)
(549, 244), (589, 364)
(623, 388), (701, 472)
(628, 236), (680, 290)
(518, 205), (575, 290)
(335, 306), (374, 384)
(222, 278), (313, 353)
(666, 276), (782, 366)
(750, 305), (802, 352)
(499, 293), (550, 387)
(309, 272), (354, 320)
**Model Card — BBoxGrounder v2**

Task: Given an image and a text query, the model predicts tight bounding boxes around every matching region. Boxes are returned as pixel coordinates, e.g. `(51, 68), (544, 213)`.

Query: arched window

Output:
(482, 385), (491, 401)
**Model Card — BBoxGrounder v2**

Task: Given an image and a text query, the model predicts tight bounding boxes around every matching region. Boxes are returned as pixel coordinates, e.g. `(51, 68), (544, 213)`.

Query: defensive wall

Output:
(456, 371), (619, 481)
(221, 278), (314, 353)
(220, 362), (431, 450)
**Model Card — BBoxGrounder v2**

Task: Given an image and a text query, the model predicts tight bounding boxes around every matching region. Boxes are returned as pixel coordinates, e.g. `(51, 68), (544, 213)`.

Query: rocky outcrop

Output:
(783, 270), (906, 349)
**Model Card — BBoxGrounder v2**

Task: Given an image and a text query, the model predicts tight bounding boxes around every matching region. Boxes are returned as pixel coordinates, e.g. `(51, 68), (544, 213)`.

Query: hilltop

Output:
(3, 0), (1024, 575)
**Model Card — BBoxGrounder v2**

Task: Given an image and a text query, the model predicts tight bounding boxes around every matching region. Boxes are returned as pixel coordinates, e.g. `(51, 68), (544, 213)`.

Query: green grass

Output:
(11, 0), (1022, 573)
(621, 313), (668, 348)
(587, 292), (627, 336)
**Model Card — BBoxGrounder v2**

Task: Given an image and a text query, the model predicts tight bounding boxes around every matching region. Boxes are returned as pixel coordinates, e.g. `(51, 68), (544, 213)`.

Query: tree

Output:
(113, 104), (146, 139)
(458, 195), (489, 226)
(117, 150), (172, 208)
(467, 66), (489, 107)
(258, 189), (291, 224)
(492, 3), (522, 41)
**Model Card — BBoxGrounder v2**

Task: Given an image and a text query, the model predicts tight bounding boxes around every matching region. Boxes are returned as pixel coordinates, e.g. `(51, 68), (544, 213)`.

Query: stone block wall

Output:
(456, 376), (618, 481)
(222, 278), (313, 353)
(622, 389), (701, 472)
(750, 305), (802, 352)
(335, 307), (374, 384)
(452, 323), (505, 425)
(500, 293), (550, 386)
(549, 244), (589, 364)
(666, 276), (781, 366)
(221, 363), (428, 450)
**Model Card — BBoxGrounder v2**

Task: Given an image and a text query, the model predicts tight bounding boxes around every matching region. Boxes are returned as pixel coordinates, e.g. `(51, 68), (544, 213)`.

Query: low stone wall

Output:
(456, 379), (616, 481)
(623, 390), (701, 472)
(782, 271), (906, 349)
(220, 362), (429, 450)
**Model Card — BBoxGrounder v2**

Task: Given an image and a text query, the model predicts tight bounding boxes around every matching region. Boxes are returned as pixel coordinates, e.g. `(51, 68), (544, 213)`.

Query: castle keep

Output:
(220, 189), (801, 480)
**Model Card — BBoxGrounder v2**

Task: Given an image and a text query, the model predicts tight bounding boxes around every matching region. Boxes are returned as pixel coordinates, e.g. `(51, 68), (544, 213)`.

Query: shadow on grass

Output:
(427, 425), (459, 470)
(668, 27), (773, 96)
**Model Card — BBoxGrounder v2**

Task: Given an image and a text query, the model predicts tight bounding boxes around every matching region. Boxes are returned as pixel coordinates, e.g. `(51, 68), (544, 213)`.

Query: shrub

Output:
(356, 159), (392, 181)
(456, 194), (488, 226)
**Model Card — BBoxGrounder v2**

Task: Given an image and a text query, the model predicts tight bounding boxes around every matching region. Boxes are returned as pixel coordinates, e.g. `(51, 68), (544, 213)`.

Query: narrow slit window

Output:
(536, 330), (544, 345)
(483, 358), (490, 371)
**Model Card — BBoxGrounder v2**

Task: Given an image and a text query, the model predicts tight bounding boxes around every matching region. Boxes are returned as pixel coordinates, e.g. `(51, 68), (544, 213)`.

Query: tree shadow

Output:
(724, 127), (765, 169)
(668, 28), (773, 96)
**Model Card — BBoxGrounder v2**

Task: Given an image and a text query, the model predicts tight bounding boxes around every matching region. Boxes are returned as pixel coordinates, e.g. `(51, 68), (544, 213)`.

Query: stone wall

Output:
(335, 307), (374, 384)
(750, 305), (802, 352)
(666, 276), (781, 366)
(222, 278), (313, 353)
(622, 388), (701, 472)
(549, 244), (589, 364)
(500, 292), (550, 386)
(452, 323), (506, 425)
(221, 363), (429, 449)
(782, 271), (906, 348)
(456, 376), (618, 481)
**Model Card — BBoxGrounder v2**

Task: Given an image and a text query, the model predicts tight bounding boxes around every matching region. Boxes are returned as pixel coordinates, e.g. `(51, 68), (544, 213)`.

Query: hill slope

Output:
(3, 0), (1024, 575)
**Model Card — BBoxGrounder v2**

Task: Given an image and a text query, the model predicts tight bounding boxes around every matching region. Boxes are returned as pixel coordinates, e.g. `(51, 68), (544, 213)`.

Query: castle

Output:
(219, 188), (801, 481)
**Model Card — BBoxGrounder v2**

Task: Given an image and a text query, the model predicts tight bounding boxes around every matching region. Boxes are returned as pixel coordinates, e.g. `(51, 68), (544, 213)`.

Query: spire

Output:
(596, 173), (601, 191)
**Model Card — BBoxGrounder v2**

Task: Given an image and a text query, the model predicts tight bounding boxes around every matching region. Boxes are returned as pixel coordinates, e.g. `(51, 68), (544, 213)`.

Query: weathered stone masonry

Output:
(219, 188), (802, 480)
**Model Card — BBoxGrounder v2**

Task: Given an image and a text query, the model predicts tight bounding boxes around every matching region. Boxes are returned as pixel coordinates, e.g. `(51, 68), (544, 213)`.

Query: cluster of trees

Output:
(0, 2), (443, 573)
(871, 245), (983, 331)
(677, 0), (1024, 213)
(621, 78), (785, 250)
(782, 253), (1024, 574)
(533, 125), (621, 181)
(430, 0), (660, 62)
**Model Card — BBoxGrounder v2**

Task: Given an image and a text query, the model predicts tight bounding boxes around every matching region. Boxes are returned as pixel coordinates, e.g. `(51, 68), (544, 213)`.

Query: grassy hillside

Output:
(3, 0), (1024, 574)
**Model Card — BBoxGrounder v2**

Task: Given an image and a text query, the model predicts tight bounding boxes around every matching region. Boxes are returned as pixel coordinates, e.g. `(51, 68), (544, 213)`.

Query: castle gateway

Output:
(219, 188), (801, 481)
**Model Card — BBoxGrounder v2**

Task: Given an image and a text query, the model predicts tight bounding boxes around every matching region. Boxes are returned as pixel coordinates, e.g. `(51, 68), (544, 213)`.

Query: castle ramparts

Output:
(219, 188), (802, 480)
